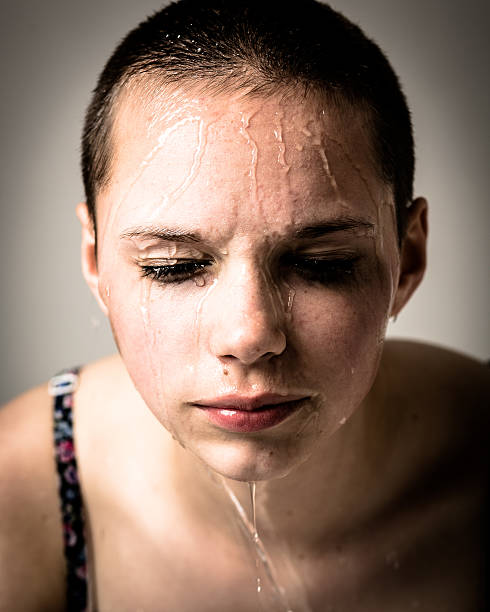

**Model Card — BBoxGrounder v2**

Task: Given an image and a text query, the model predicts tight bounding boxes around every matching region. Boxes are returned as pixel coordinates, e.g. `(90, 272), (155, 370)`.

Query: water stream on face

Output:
(286, 287), (296, 315)
(239, 111), (259, 203)
(220, 478), (294, 612)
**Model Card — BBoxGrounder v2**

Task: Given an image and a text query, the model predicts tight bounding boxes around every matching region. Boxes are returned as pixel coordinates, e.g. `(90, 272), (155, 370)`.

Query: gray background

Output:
(1, 0), (489, 405)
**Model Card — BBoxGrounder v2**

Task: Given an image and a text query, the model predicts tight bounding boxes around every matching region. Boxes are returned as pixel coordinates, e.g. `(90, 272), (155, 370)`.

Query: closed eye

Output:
(282, 254), (359, 285)
(140, 260), (212, 284)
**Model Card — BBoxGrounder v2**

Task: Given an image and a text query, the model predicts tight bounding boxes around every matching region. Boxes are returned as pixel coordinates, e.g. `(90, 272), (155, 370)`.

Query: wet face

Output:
(90, 86), (403, 481)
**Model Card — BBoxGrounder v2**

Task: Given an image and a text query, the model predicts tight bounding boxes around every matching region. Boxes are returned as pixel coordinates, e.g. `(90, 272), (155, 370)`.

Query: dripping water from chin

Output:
(249, 482), (262, 594)
(220, 478), (294, 611)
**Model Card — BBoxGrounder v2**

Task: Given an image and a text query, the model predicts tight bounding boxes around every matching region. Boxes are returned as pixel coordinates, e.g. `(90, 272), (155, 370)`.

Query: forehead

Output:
(99, 84), (391, 237)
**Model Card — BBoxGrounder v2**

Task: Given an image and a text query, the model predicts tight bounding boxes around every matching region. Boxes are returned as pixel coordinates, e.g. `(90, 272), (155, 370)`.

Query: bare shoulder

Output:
(74, 352), (145, 438)
(0, 384), (65, 610)
(76, 352), (134, 405)
(378, 340), (489, 502)
(375, 341), (488, 608)
(377, 339), (488, 489)
(383, 339), (489, 418)
(384, 337), (489, 376)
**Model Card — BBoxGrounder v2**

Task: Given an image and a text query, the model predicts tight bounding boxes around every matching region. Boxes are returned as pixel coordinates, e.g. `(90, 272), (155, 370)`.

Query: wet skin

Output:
(2, 86), (487, 612)
(79, 87), (422, 484)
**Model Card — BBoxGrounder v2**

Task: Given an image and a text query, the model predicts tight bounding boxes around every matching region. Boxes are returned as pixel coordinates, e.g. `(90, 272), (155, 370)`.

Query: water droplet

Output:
(339, 416), (347, 425)
(193, 275), (206, 287)
(385, 550), (400, 570)
(167, 243), (178, 258)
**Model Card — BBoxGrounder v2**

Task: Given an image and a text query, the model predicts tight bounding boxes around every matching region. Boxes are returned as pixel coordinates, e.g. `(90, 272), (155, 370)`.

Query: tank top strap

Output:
(49, 367), (88, 611)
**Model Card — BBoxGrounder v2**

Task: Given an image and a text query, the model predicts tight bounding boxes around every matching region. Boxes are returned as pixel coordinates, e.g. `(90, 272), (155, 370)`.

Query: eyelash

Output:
(285, 255), (358, 285)
(140, 256), (359, 286)
(141, 260), (211, 284)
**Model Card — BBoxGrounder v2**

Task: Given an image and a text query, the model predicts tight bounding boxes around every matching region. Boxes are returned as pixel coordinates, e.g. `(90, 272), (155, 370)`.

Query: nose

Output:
(208, 266), (287, 366)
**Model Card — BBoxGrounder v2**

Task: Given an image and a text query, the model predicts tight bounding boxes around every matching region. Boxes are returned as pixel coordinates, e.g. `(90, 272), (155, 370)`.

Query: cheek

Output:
(107, 281), (201, 417)
(291, 281), (391, 393)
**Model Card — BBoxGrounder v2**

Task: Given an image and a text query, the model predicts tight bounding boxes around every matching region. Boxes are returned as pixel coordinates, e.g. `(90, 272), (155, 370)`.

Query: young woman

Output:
(1, 1), (488, 610)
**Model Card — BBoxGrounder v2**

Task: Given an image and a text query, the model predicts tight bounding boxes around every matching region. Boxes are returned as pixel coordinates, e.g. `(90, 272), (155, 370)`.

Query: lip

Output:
(193, 394), (308, 433)
(194, 393), (307, 411)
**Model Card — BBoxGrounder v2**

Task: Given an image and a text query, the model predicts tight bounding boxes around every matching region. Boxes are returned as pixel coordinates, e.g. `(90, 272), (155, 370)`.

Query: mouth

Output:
(192, 394), (308, 433)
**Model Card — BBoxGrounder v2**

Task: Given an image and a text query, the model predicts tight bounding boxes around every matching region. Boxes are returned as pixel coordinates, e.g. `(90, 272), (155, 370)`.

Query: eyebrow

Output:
(292, 217), (375, 239)
(120, 226), (203, 243)
(119, 217), (375, 244)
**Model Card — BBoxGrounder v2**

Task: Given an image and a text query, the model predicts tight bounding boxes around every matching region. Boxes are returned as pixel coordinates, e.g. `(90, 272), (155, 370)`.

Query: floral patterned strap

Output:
(50, 368), (88, 612)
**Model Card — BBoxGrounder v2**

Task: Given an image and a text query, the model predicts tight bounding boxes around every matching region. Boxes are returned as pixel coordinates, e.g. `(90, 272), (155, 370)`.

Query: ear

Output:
(76, 202), (108, 316)
(391, 197), (428, 317)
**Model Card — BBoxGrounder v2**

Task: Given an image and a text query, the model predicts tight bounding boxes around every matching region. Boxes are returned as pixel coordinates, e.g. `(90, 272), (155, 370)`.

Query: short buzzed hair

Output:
(82, 0), (414, 242)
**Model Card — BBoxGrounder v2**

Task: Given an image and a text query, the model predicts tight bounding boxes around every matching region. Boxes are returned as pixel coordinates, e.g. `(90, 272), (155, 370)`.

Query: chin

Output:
(192, 436), (312, 483)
